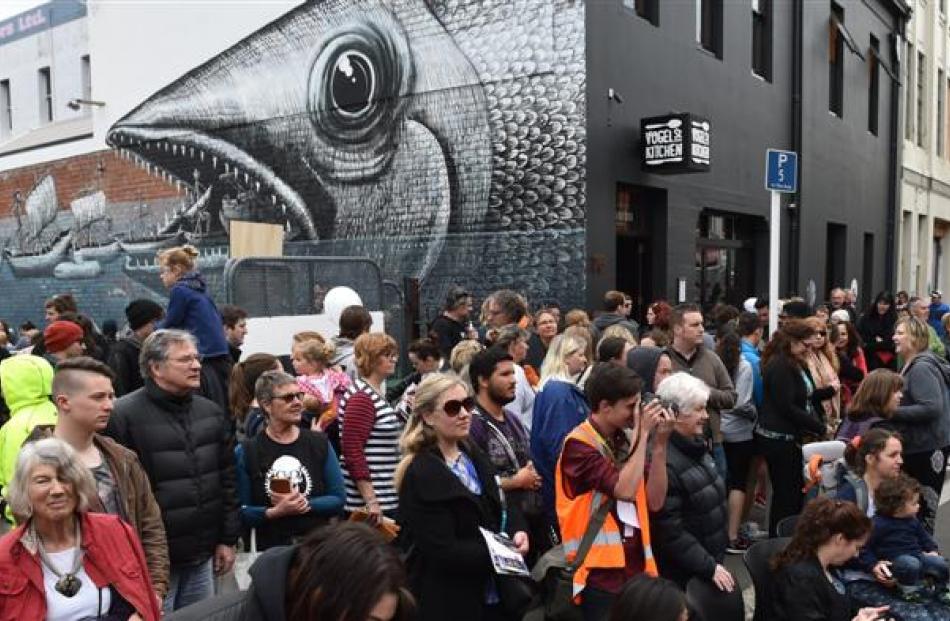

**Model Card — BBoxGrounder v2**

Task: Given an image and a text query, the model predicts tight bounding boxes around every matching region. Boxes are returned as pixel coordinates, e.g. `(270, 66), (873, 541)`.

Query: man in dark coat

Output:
(108, 299), (164, 397)
(106, 328), (240, 613)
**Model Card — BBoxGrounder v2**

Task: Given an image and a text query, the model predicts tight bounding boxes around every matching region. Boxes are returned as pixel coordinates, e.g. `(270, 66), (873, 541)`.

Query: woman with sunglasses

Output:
(803, 316), (842, 434)
(235, 370), (345, 550)
(397, 373), (530, 621)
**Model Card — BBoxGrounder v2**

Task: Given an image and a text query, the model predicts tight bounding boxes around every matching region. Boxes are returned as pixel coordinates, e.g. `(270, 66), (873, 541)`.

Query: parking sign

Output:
(765, 149), (798, 193)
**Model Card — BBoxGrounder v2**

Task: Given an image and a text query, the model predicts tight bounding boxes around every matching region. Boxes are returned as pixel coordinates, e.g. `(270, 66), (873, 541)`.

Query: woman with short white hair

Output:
(0, 438), (161, 619)
(651, 372), (734, 594)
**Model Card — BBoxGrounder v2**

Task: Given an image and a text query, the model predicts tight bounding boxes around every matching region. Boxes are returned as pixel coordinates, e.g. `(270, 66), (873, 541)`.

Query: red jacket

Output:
(0, 512), (160, 621)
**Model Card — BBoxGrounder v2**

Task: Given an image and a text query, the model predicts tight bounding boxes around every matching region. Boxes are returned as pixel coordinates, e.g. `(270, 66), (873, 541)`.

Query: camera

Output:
(641, 392), (679, 416)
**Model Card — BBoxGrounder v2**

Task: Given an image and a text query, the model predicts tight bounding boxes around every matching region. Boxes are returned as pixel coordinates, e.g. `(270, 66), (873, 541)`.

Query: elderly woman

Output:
(890, 317), (950, 532)
(396, 373), (529, 621)
(650, 372), (733, 593)
(0, 438), (161, 620)
(338, 332), (403, 523)
(235, 371), (345, 550)
(530, 334), (591, 533)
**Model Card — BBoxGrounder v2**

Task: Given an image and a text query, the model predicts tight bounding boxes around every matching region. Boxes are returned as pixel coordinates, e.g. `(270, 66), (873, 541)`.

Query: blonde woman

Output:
(891, 316), (950, 531)
(530, 334), (591, 532)
(802, 316), (841, 434)
(156, 244), (231, 411)
(449, 339), (485, 393)
(396, 373), (529, 621)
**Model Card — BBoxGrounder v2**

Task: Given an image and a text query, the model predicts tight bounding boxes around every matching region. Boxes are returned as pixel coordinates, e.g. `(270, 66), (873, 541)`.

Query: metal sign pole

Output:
(769, 190), (780, 337)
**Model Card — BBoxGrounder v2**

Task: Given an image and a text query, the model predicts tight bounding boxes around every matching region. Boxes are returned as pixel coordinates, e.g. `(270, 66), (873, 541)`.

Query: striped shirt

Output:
(338, 378), (404, 512)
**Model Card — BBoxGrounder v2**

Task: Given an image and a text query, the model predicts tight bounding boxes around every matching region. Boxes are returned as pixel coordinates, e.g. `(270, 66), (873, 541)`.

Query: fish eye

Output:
(331, 50), (375, 117)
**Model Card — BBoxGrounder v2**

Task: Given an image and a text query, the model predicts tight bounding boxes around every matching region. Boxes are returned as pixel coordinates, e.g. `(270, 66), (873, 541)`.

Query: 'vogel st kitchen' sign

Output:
(641, 113), (711, 173)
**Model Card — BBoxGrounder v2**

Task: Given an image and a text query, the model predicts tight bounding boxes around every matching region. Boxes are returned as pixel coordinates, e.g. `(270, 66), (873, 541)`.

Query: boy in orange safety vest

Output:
(556, 363), (675, 620)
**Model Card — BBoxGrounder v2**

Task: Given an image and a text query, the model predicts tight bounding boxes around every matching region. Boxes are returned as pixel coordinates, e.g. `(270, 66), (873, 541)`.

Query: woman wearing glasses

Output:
(339, 333), (404, 525)
(235, 371), (345, 550)
(397, 373), (530, 621)
(803, 316), (842, 435)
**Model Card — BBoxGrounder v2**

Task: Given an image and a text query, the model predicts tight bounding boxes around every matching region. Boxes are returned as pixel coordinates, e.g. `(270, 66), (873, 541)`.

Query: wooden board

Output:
(229, 220), (284, 258)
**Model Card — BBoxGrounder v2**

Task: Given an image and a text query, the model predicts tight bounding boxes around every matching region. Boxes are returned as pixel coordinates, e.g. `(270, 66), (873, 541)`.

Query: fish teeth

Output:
(271, 195), (277, 205)
(212, 156), (217, 169)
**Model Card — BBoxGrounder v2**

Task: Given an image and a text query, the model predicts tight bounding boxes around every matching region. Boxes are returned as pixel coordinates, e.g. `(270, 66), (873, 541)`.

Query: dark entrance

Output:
(616, 184), (665, 321)
(695, 210), (758, 312)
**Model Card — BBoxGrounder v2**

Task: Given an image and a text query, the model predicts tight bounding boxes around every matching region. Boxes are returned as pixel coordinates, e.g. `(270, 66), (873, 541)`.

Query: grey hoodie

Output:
(330, 336), (357, 379)
(592, 312), (640, 340)
(892, 350), (950, 454)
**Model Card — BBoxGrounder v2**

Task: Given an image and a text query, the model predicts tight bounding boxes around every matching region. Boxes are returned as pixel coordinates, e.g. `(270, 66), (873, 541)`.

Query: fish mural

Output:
(0, 0), (586, 325)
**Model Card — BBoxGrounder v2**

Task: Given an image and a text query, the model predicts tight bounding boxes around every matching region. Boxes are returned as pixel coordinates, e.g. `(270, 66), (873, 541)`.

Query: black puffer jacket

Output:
(106, 379), (240, 566)
(650, 432), (728, 587)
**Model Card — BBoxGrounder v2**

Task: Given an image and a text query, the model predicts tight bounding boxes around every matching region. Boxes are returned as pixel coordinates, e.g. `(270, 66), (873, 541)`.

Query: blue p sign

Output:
(766, 149), (798, 193)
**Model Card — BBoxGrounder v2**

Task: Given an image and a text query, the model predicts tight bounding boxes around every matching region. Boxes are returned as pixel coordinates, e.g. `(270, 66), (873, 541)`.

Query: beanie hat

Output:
(44, 321), (84, 353)
(125, 299), (164, 331)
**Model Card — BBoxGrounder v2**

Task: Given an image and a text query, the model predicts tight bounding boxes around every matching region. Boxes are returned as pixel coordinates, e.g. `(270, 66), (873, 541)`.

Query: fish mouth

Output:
(107, 126), (318, 240)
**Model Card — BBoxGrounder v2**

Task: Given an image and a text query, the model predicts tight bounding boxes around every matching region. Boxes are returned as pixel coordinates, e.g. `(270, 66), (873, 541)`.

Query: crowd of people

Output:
(0, 247), (949, 620)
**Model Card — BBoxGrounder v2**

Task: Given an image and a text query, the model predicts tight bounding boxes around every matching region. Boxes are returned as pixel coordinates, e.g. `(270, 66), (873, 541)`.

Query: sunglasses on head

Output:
(442, 397), (476, 417)
(273, 391), (305, 404)
(816, 331), (827, 337)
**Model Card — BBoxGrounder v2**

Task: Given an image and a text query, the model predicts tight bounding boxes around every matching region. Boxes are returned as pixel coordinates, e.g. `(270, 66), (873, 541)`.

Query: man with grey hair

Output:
(106, 329), (239, 613)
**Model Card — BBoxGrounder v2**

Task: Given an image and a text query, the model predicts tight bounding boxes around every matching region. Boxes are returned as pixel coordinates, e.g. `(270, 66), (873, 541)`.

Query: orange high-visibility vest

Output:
(555, 420), (658, 601)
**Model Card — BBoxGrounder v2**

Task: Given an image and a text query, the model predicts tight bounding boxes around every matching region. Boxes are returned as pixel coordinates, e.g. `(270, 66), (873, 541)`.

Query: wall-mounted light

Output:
(607, 88), (624, 104)
(66, 98), (106, 111)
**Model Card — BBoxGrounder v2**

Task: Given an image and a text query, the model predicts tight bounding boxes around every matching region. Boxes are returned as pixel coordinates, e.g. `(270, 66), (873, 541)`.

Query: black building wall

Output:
(585, 0), (903, 313)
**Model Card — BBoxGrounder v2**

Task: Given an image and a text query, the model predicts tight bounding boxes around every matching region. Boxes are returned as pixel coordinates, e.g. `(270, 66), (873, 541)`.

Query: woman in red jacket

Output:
(0, 438), (160, 621)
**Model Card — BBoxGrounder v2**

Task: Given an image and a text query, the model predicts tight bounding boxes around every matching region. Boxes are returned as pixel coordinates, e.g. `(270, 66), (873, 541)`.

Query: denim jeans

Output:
(712, 442), (728, 482)
(890, 553), (950, 588)
(163, 558), (214, 613)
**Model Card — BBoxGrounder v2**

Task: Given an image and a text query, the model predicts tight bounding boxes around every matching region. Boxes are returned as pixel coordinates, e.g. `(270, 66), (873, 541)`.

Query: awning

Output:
(830, 13), (865, 61)
(868, 45), (900, 84)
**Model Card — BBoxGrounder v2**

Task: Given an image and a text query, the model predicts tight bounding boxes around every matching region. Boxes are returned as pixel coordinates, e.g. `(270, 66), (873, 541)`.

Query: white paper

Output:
(617, 500), (640, 537)
(479, 527), (530, 576)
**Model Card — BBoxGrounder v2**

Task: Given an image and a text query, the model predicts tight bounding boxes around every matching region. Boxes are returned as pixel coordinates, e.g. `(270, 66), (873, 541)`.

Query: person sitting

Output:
(163, 522), (415, 621)
(235, 371), (345, 550)
(608, 574), (688, 621)
(834, 428), (904, 517)
(0, 438), (161, 620)
(651, 372), (733, 593)
(771, 496), (891, 621)
(860, 474), (949, 603)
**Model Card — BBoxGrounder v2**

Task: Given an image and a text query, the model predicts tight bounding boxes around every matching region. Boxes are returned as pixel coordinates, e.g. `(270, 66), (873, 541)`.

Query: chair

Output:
(776, 514), (799, 537)
(743, 537), (791, 621)
(686, 576), (745, 621)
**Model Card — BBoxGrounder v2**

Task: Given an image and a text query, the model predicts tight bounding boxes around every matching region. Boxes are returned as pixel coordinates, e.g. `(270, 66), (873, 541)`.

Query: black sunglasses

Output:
(443, 397), (476, 417)
(273, 391), (305, 404)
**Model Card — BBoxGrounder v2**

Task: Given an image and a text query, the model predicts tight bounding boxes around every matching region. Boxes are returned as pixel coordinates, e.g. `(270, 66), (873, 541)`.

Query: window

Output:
(696, 0), (723, 58)
(0, 80), (10, 138)
(37, 67), (52, 124)
(630, 0), (659, 25)
(80, 55), (91, 102)
(869, 35), (880, 135)
(752, 0), (772, 80)
(906, 43), (915, 140)
(918, 51), (926, 147)
(939, 68), (946, 156)
(829, 3), (845, 116)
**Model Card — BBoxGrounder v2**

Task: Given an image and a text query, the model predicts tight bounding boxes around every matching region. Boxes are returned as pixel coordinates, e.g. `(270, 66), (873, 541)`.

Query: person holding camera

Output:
(555, 364), (673, 620)
(235, 371), (345, 550)
(649, 372), (733, 594)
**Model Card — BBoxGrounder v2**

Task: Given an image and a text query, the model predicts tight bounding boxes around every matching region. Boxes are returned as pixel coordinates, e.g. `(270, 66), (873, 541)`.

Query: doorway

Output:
(616, 184), (663, 322)
(695, 210), (757, 312)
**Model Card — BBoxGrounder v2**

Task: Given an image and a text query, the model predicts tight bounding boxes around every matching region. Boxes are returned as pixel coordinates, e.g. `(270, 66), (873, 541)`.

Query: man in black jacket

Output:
(106, 328), (239, 613)
(108, 299), (164, 397)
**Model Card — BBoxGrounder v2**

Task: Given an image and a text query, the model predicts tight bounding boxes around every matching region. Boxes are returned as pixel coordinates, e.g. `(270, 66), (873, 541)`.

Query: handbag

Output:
(234, 528), (260, 590)
(532, 497), (614, 621)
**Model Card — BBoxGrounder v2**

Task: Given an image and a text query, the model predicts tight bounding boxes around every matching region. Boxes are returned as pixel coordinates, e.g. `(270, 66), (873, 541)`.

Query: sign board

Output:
(241, 312), (385, 360)
(765, 149), (798, 193)
(641, 113), (711, 173)
(229, 220), (284, 259)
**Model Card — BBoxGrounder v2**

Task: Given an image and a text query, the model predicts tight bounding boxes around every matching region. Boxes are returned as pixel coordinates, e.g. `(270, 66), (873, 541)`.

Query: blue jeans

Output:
(712, 442), (728, 482)
(891, 553), (950, 588)
(164, 559), (214, 613)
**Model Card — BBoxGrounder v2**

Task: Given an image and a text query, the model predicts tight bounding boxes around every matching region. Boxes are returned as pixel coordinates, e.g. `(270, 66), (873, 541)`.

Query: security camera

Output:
(67, 98), (106, 111)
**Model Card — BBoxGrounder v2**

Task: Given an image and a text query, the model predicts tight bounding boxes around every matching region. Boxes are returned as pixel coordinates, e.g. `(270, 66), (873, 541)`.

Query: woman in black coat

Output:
(756, 319), (833, 536)
(396, 374), (529, 621)
(858, 291), (898, 371)
(651, 372), (733, 593)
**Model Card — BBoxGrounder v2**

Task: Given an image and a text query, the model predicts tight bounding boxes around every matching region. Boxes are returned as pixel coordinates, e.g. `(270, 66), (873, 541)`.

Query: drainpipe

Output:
(885, 8), (909, 290)
(789, 0), (804, 295)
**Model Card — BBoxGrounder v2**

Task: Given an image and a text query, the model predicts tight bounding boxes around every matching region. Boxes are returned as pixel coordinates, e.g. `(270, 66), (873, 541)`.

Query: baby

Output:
(861, 474), (949, 603)
(291, 335), (350, 431)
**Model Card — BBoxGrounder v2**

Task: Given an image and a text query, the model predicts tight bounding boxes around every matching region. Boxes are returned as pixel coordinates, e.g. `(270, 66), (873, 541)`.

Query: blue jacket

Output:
(929, 302), (950, 337)
(159, 272), (230, 357)
(530, 379), (591, 526)
(740, 339), (764, 408)
(859, 514), (938, 568)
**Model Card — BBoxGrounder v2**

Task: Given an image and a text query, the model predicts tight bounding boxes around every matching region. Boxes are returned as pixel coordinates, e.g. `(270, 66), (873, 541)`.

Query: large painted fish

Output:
(107, 0), (586, 307)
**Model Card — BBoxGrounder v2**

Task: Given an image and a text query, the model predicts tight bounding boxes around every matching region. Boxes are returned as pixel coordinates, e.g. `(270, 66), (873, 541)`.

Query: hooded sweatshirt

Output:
(330, 336), (357, 379)
(891, 350), (950, 454)
(592, 312), (640, 340)
(627, 346), (665, 393)
(0, 355), (56, 493)
(158, 271), (229, 358)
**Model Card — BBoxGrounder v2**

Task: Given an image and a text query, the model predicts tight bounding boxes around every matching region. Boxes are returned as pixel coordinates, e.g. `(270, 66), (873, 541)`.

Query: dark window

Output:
(918, 51), (926, 147)
(80, 55), (91, 103)
(829, 3), (845, 117)
(826, 223), (847, 297)
(632, 0), (659, 25)
(906, 43), (915, 141)
(697, 0), (723, 58)
(0, 79), (10, 137)
(751, 0), (771, 80)
(38, 66), (52, 124)
(862, 233), (874, 310)
(869, 35), (880, 135)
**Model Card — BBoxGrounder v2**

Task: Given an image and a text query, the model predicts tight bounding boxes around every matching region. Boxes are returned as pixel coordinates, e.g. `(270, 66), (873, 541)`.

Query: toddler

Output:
(291, 335), (350, 431)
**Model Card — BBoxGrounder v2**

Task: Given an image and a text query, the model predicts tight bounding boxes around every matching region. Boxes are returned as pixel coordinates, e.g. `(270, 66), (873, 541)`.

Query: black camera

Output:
(641, 392), (679, 416)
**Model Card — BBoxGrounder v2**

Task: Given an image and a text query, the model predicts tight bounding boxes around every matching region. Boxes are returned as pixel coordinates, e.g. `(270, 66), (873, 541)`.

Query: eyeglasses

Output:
(442, 397), (475, 417)
(168, 354), (201, 365)
(816, 331), (827, 337)
(273, 391), (305, 404)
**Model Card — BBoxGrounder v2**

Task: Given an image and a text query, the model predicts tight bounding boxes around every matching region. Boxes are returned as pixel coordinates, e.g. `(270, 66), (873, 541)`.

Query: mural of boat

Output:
(116, 230), (187, 255)
(54, 257), (102, 279)
(70, 190), (107, 231)
(6, 230), (75, 277)
(20, 175), (58, 243)
(74, 240), (121, 262)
